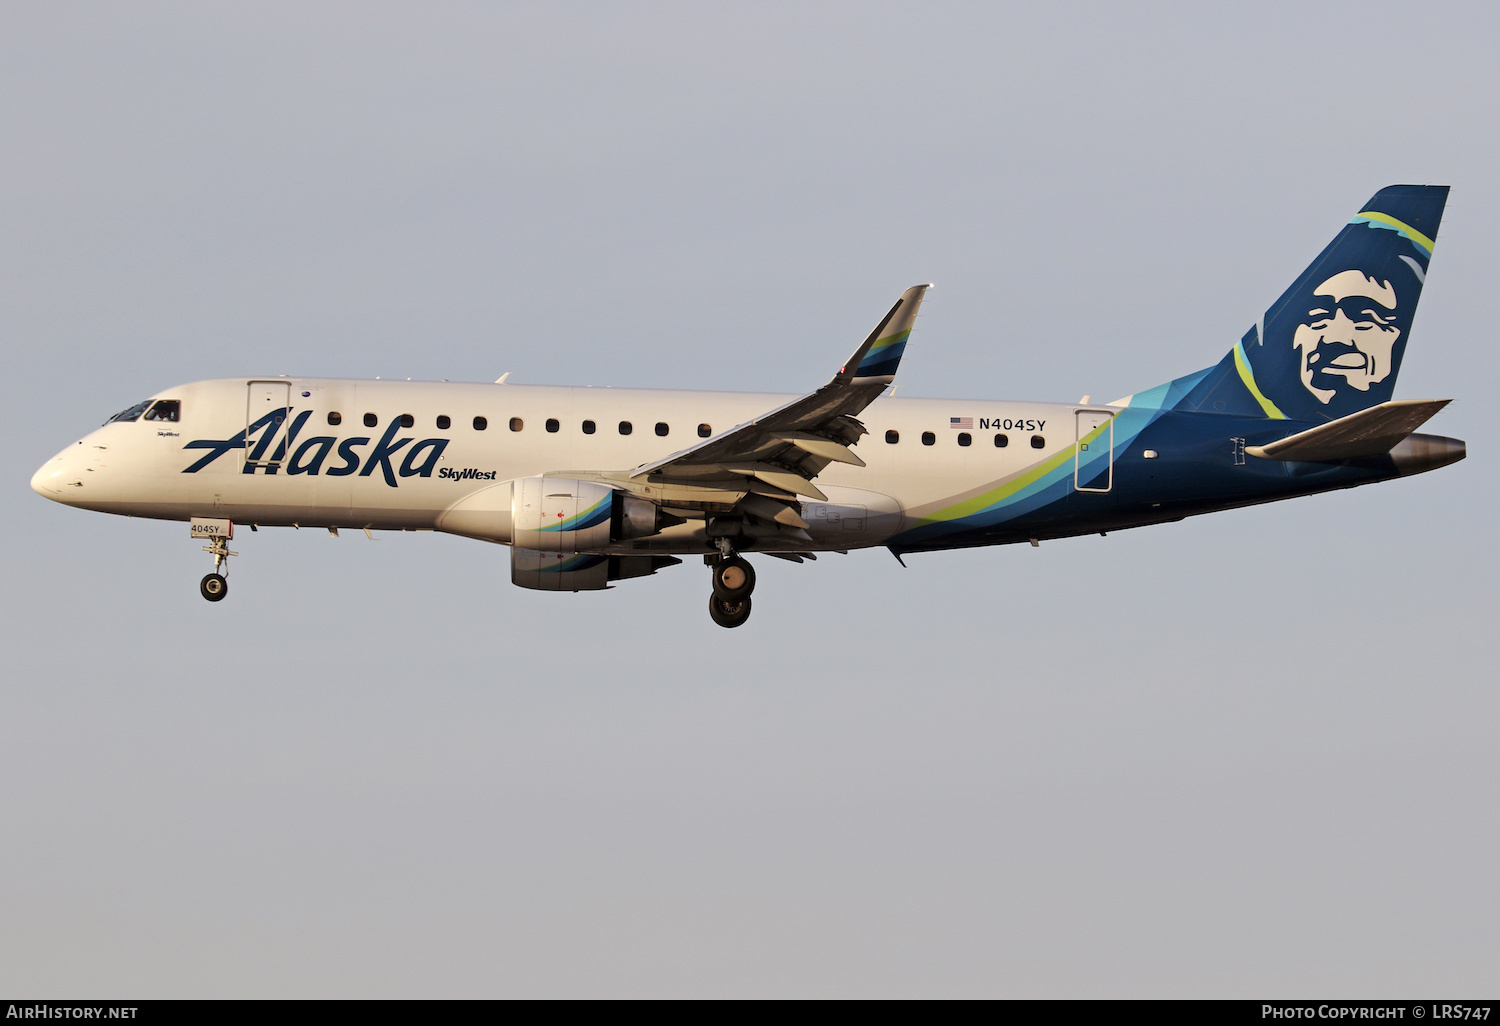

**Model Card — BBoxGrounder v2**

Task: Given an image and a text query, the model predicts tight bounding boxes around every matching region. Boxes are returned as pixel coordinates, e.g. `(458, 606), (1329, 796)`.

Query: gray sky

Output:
(2, 1), (1496, 997)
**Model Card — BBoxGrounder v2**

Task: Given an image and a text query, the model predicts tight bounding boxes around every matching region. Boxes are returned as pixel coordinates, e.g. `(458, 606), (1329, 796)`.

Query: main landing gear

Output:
(708, 547), (756, 628)
(199, 535), (235, 603)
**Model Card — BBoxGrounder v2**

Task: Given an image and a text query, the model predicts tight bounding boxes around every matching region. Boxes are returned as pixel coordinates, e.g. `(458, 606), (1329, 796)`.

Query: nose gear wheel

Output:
(200, 573), (228, 601)
(199, 534), (237, 602)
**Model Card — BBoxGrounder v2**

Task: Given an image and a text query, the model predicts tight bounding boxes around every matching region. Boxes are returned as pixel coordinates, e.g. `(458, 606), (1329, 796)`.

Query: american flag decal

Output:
(950, 417), (973, 429)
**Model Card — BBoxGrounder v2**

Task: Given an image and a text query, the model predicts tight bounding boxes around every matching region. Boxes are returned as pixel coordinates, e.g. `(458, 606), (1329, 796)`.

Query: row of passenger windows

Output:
(886, 429), (1045, 449)
(107, 400), (1046, 450)
(105, 401), (1049, 453)
(321, 412), (1046, 448)
(326, 412), (714, 437)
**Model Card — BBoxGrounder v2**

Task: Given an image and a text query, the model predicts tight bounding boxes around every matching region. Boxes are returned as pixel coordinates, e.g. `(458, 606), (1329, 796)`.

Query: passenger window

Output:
(328, 412), (342, 426)
(885, 430), (899, 444)
(546, 418), (560, 433)
(473, 416), (488, 431)
(582, 420), (596, 434)
(399, 413), (414, 428)
(698, 423), (712, 438)
(510, 417), (524, 432)
(619, 421), (633, 435)
(993, 433), (1007, 447)
(922, 431), (935, 446)
(1031, 434), (1045, 449)
(436, 415), (450, 430)
(655, 422), (669, 437)
(957, 432), (971, 447)
(364, 413), (378, 428)
(106, 400), (153, 424)
(143, 400), (180, 422)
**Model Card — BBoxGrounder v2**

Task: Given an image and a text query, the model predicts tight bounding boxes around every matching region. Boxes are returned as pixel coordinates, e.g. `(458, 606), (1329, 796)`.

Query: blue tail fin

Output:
(1159, 185), (1448, 422)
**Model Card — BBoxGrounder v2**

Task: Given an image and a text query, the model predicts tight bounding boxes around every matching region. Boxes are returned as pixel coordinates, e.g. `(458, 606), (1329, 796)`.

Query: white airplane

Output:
(32, 186), (1466, 627)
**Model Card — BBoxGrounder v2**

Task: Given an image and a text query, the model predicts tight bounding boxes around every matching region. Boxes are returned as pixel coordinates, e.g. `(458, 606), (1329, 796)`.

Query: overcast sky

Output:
(3, 1), (1496, 998)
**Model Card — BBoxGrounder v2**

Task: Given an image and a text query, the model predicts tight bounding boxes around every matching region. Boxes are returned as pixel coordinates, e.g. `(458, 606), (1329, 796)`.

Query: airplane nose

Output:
(31, 445), (78, 500)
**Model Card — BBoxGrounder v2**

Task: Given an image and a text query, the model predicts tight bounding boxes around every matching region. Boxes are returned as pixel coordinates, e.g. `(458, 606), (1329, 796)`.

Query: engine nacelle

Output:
(510, 477), (679, 550)
(507, 478), (685, 590)
(512, 477), (615, 552)
(511, 549), (681, 591)
(439, 477), (683, 581)
(617, 494), (666, 541)
(438, 477), (676, 547)
(511, 548), (611, 590)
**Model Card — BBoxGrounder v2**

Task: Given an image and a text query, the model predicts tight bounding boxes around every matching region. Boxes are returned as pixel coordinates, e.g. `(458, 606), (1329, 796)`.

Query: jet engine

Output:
(512, 477), (616, 552)
(438, 476), (679, 549)
(510, 549), (681, 591)
(510, 477), (672, 551)
(507, 477), (683, 590)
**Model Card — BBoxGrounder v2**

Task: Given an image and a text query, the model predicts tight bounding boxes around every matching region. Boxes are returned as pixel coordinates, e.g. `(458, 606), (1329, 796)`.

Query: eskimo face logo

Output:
(1292, 270), (1402, 404)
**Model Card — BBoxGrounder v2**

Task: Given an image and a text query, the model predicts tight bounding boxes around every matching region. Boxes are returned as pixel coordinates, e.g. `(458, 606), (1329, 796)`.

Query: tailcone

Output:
(1389, 432), (1466, 476)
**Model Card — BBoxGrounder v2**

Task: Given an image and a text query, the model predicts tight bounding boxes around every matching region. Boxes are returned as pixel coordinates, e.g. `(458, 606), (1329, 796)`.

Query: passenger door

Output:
(245, 381), (291, 470)
(1074, 409), (1114, 493)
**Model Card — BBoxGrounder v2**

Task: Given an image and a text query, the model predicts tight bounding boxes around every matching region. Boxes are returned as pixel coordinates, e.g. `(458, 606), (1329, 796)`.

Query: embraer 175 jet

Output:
(32, 186), (1465, 627)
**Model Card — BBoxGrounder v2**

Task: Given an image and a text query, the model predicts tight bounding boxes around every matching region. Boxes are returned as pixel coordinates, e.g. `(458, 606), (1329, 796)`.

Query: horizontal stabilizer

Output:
(1246, 399), (1450, 462)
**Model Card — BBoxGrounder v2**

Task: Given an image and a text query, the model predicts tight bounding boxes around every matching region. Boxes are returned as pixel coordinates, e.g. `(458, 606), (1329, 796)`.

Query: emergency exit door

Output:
(245, 380), (291, 469)
(1074, 409), (1114, 493)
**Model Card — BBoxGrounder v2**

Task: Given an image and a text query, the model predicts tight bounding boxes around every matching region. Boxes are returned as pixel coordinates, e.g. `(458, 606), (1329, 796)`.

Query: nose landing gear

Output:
(200, 572), (228, 601)
(199, 534), (235, 603)
(708, 548), (756, 628)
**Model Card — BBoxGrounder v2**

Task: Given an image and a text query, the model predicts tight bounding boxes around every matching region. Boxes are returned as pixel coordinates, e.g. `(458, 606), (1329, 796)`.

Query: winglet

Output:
(838, 284), (932, 385)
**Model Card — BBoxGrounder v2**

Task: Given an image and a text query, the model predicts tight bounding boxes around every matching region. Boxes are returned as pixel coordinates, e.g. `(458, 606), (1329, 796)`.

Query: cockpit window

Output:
(106, 400), (153, 424)
(143, 400), (180, 422)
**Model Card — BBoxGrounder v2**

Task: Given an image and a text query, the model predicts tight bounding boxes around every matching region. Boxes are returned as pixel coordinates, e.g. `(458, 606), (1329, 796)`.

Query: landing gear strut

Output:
(707, 545), (755, 628)
(200, 535), (235, 603)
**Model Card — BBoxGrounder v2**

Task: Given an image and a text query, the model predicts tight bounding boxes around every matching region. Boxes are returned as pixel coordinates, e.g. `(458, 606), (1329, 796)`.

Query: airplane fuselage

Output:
(31, 376), (1461, 557)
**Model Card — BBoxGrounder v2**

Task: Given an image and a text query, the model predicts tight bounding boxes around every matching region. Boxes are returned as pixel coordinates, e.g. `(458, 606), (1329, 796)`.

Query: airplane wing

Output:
(1246, 398), (1451, 462)
(631, 284), (929, 493)
(605, 284), (931, 542)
